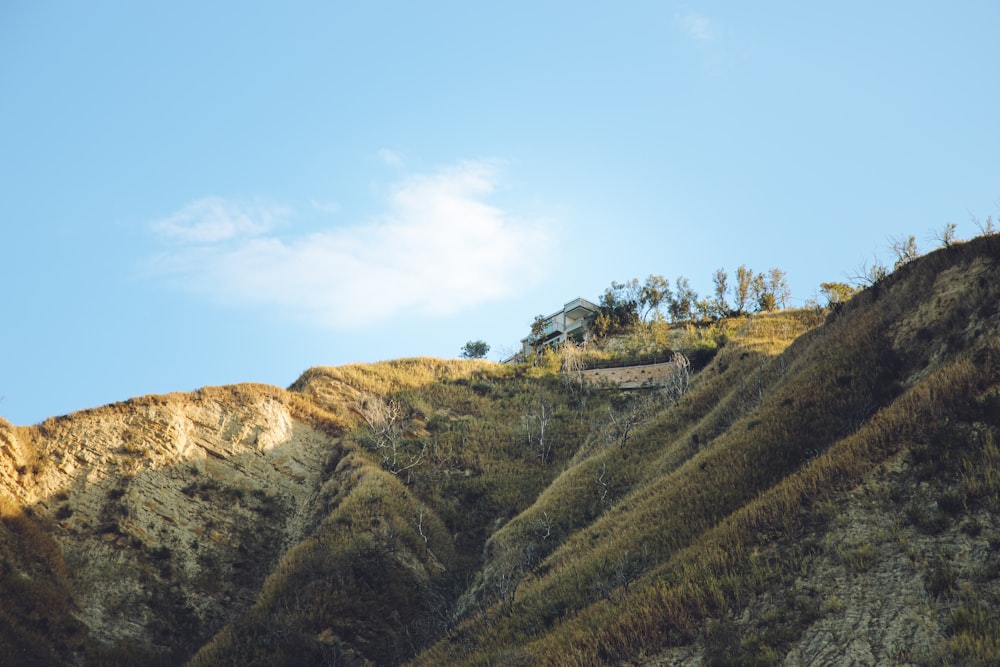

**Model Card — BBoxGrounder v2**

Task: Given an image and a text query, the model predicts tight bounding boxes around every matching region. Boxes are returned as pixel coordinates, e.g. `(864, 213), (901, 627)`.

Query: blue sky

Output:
(2, 2), (998, 425)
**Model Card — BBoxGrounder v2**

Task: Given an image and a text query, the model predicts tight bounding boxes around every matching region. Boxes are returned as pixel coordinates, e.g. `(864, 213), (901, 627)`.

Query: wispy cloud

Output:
(675, 10), (730, 74)
(677, 12), (714, 42)
(144, 161), (552, 329)
(377, 148), (405, 167)
(149, 196), (291, 244)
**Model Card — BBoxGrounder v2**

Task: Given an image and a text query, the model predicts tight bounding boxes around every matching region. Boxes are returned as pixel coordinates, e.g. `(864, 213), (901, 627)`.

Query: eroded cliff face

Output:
(4, 240), (999, 666)
(0, 384), (342, 659)
(645, 450), (1000, 667)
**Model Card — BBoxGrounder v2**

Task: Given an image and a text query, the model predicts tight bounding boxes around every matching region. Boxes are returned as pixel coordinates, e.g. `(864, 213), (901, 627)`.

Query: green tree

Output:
(669, 276), (697, 322)
(530, 315), (548, 343)
(747, 268), (787, 312)
(734, 265), (754, 315)
(639, 274), (671, 321)
(598, 281), (640, 333)
(819, 282), (858, 307)
(751, 272), (776, 312)
(460, 340), (490, 359)
(694, 299), (714, 322)
(712, 268), (729, 318)
(591, 311), (611, 338)
(768, 267), (790, 310)
(617, 278), (644, 308)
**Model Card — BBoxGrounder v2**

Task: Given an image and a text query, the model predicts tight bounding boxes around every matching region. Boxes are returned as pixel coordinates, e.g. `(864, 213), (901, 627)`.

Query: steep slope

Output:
(1, 236), (998, 666)
(187, 359), (606, 665)
(411, 237), (1000, 665)
(0, 358), (603, 664)
(1, 384), (350, 663)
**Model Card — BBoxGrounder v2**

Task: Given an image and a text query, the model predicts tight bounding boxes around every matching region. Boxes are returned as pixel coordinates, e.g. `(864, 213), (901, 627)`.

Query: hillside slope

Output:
(1, 384), (351, 663)
(1, 236), (998, 665)
(412, 237), (1000, 666)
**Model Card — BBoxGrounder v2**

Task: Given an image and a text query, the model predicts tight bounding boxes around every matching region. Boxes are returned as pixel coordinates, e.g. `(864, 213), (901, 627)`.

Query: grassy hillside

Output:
(1, 236), (998, 665)
(410, 237), (1000, 666)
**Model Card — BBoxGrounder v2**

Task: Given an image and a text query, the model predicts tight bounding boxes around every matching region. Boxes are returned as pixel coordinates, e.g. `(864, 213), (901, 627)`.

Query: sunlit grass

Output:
(412, 239), (1000, 666)
(4, 236), (1000, 664)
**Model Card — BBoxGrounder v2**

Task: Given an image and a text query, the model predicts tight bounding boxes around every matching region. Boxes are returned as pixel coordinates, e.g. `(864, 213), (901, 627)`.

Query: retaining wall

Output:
(579, 361), (681, 388)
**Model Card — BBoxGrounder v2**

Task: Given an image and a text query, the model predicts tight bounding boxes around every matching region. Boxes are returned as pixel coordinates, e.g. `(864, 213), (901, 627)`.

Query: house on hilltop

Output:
(518, 297), (599, 359)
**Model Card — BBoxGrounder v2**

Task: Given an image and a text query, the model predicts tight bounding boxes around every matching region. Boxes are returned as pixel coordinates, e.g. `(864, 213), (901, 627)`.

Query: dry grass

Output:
(189, 358), (600, 664)
(0, 497), (83, 665)
(412, 237), (1000, 666)
(189, 456), (457, 665)
(4, 236), (1000, 665)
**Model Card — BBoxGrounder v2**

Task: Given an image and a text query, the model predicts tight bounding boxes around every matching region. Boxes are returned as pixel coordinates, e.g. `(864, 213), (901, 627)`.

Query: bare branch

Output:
(524, 398), (554, 463)
(606, 396), (649, 452)
(930, 222), (959, 248)
(560, 340), (587, 390)
(847, 255), (888, 288)
(887, 234), (919, 270)
(416, 507), (428, 544)
(356, 393), (425, 475)
(535, 511), (553, 540)
(596, 462), (610, 504)
(971, 211), (996, 236)
(662, 352), (690, 405)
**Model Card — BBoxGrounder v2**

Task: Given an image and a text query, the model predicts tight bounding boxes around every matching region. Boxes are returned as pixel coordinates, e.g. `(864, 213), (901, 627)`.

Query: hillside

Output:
(2, 236), (1000, 665)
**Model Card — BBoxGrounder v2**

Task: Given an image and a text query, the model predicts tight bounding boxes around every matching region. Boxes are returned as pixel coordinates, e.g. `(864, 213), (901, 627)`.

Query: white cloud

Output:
(377, 148), (405, 167)
(145, 161), (552, 329)
(678, 13), (714, 42)
(149, 196), (290, 243)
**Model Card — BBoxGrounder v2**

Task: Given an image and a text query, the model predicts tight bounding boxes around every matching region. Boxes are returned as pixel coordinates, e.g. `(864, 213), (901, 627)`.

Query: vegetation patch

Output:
(3, 234), (1000, 664)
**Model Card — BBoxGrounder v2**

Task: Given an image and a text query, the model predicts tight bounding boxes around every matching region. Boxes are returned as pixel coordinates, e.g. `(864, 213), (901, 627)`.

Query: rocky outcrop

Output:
(0, 384), (343, 658)
(643, 452), (1000, 666)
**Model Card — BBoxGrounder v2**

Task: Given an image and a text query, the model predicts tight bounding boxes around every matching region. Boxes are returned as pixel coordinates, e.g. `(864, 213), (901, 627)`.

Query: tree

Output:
(932, 222), (959, 248)
(972, 213), (995, 236)
(888, 234), (919, 270)
(604, 391), (661, 455)
(460, 340), (490, 359)
(560, 340), (587, 390)
(819, 282), (858, 308)
(484, 538), (537, 613)
(596, 462), (611, 505)
(747, 268), (788, 312)
(669, 276), (697, 322)
(768, 268), (790, 310)
(663, 352), (690, 405)
(524, 398), (554, 462)
(973, 213), (998, 255)
(591, 310), (612, 339)
(639, 274), (671, 321)
(734, 265), (754, 315)
(848, 255), (889, 288)
(357, 393), (425, 475)
(751, 272), (775, 312)
(606, 400), (644, 453)
(530, 314), (547, 343)
(602, 279), (642, 320)
(526, 314), (549, 357)
(598, 281), (640, 334)
(712, 268), (729, 318)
